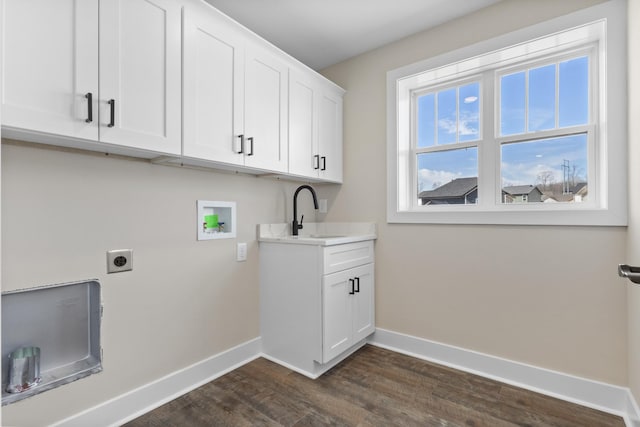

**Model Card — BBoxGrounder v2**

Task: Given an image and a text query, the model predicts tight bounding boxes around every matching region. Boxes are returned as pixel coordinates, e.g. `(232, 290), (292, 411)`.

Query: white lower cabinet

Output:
(260, 240), (375, 378)
(322, 263), (374, 362)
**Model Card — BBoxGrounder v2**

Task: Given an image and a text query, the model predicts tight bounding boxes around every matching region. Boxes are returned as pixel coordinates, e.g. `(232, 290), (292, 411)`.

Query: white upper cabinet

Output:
(2, 0), (99, 141)
(2, 0), (341, 180)
(2, 0), (181, 155)
(183, 7), (288, 174)
(243, 44), (288, 172)
(99, 0), (182, 154)
(182, 5), (244, 165)
(318, 89), (343, 183)
(289, 70), (344, 183)
(288, 69), (318, 178)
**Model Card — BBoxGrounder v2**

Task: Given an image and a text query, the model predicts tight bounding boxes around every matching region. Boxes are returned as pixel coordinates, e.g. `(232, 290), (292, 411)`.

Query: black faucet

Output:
(292, 185), (319, 236)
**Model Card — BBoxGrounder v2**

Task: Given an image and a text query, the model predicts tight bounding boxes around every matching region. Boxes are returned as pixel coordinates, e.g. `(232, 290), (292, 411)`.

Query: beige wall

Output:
(0, 140), (317, 426)
(628, 0), (640, 404)
(321, 0), (628, 385)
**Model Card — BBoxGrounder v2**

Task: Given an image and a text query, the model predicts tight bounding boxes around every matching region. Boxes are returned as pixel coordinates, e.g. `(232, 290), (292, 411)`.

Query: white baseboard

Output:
(369, 328), (640, 426)
(625, 390), (640, 427)
(49, 337), (262, 427)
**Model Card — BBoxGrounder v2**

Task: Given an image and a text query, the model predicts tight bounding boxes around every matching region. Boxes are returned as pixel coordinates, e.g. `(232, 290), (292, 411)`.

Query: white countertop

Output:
(258, 222), (376, 246)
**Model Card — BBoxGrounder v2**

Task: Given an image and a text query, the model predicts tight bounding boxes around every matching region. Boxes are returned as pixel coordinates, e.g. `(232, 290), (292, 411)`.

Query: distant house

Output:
(542, 182), (588, 203)
(502, 185), (543, 203)
(419, 178), (550, 205)
(419, 177), (478, 205)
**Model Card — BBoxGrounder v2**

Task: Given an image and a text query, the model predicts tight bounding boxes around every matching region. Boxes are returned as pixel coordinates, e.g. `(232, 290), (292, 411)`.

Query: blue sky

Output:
(417, 56), (589, 193)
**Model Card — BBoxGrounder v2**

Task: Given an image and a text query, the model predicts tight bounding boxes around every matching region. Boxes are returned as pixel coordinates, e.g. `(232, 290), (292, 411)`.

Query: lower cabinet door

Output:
(322, 263), (375, 363)
(322, 269), (353, 363)
(352, 264), (375, 342)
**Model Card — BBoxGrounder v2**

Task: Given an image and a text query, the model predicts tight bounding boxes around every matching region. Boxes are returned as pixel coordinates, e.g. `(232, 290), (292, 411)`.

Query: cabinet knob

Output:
(354, 277), (360, 293)
(348, 278), (355, 295)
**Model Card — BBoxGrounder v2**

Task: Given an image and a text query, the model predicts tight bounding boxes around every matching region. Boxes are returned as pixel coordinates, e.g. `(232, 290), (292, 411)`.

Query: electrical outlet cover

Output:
(107, 249), (133, 273)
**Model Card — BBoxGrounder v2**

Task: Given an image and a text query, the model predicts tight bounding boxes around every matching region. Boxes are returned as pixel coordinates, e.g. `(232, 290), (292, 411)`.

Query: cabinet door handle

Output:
(314, 155), (320, 170)
(247, 137), (254, 156)
(85, 93), (93, 123)
(108, 99), (115, 127)
(355, 277), (360, 293)
(348, 278), (355, 295)
(321, 156), (326, 171)
(237, 134), (244, 154)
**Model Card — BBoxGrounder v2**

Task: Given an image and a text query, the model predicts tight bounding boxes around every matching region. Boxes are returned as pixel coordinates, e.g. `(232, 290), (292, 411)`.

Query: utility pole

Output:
(561, 159), (570, 194)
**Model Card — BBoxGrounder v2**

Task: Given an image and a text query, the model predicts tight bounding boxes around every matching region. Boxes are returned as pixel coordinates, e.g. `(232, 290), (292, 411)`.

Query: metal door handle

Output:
(237, 134), (244, 154)
(108, 99), (115, 127)
(85, 93), (93, 123)
(618, 264), (640, 284)
(247, 137), (254, 156)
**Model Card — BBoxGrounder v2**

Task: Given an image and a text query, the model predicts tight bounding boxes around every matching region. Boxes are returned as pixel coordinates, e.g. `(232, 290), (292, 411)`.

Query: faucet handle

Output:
(299, 215), (304, 230)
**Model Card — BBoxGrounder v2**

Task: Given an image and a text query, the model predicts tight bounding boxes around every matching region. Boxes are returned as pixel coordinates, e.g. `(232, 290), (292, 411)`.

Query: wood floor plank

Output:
(124, 345), (625, 427)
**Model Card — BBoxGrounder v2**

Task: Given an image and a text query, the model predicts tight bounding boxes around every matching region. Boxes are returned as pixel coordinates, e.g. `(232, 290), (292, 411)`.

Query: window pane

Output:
(559, 56), (589, 127)
(459, 82), (480, 142)
(501, 134), (588, 204)
(417, 93), (435, 148)
(528, 64), (556, 131)
(417, 148), (478, 205)
(437, 88), (457, 145)
(500, 72), (526, 135)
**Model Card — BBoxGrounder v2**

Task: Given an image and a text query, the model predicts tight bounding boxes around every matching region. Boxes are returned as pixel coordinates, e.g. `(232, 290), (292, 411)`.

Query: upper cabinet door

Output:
(243, 45), (288, 172)
(2, 0), (99, 140)
(99, 0), (181, 155)
(183, 6), (245, 165)
(318, 90), (343, 183)
(288, 69), (318, 178)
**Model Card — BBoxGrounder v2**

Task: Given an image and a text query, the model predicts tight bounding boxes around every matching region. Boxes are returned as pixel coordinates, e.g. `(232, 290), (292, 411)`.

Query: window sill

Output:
(387, 206), (627, 226)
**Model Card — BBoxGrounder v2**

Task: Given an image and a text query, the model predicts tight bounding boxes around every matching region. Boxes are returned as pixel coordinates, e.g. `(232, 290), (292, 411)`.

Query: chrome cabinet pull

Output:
(618, 264), (640, 284)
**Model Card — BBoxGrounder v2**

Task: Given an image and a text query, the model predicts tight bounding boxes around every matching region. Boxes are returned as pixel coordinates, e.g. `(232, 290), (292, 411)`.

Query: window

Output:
(387, 1), (627, 225)
(497, 53), (592, 205)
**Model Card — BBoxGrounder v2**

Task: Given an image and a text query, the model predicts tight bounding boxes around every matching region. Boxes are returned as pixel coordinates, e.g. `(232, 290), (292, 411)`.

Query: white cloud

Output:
(437, 112), (479, 137)
(418, 169), (461, 192)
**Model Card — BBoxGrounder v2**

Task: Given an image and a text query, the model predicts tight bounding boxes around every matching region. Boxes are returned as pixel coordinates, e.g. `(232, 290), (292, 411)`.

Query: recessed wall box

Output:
(197, 200), (236, 240)
(1, 280), (103, 405)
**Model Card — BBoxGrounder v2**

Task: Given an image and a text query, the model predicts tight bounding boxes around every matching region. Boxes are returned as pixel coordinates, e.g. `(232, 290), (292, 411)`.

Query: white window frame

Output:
(387, 0), (627, 226)
(412, 75), (483, 200)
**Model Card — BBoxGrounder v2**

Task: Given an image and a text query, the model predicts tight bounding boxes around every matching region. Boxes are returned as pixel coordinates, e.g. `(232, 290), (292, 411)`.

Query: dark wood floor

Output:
(124, 345), (624, 426)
